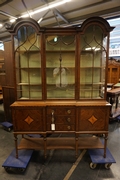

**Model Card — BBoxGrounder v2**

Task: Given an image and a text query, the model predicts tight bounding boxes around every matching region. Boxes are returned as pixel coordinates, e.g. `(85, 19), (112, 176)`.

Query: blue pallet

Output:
(88, 148), (116, 164)
(2, 149), (33, 169)
(1, 122), (13, 128)
(1, 122), (13, 131)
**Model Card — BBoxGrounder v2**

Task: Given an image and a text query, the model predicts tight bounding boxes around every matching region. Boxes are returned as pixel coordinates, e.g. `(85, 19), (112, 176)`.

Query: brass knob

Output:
(67, 126), (71, 130)
(67, 118), (71, 122)
(67, 110), (71, 114)
(51, 110), (54, 113)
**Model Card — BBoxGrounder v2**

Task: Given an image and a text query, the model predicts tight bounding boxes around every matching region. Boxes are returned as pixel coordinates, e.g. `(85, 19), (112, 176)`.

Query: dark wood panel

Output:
(4, 41), (15, 86)
(2, 86), (15, 122)
(78, 106), (109, 131)
(13, 109), (44, 131)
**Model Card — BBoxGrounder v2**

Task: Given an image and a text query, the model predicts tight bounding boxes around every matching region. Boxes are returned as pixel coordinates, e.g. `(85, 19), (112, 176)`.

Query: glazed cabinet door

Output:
(45, 34), (76, 99)
(14, 23), (42, 100)
(79, 22), (108, 100)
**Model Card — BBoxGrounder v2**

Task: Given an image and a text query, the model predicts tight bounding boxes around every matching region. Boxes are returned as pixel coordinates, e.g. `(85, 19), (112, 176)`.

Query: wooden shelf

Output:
(18, 136), (104, 151)
(78, 137), (104, 149)
(18, 137), (44, 150)
(46, 137), (75, 149)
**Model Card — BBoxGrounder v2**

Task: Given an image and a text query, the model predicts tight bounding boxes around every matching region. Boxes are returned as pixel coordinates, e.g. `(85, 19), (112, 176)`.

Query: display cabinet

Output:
(7, 17), (114, 159)
(107, 59), (120, 84)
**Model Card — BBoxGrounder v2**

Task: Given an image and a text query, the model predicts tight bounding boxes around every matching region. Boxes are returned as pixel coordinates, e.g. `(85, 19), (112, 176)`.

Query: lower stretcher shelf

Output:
(18, 136), (104, 150)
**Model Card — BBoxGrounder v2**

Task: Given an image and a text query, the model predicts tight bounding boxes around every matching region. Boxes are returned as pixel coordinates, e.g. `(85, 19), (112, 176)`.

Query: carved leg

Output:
(109, 97), (114, 117)
(43, 135), (47, 159)
(115, 95), (118, 109)
(104, 134), (108, 158)
(14, 134), (18, 158)
(75, 134), (79, 158)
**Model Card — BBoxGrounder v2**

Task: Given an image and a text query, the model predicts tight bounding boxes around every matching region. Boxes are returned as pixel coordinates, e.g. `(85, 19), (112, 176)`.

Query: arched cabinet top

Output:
(6, 16), (114, 35)
(80, 16), (114, 33)
(6, 18), (41, 34)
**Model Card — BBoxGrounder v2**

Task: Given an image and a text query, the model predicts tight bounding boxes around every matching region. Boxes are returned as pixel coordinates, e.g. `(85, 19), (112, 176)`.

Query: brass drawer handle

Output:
(67, 118), (71, 122)
(51, 110), (55, 123)
(67, 126), (71, 130)
(67, 110), (71, 114)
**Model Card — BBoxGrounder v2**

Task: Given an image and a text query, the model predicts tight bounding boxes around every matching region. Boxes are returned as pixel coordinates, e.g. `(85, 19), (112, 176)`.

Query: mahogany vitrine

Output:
(7, 17), (114, 158)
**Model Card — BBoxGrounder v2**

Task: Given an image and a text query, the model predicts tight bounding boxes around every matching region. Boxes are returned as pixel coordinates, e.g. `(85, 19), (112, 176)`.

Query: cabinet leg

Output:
(44, 136), (47, 159)
(14, 134), (18, 158)
(104, 134), (108, 158)
(75, 135), (78, 158)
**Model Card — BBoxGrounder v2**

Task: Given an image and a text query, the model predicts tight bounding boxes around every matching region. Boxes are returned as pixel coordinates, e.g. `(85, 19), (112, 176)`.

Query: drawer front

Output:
(46, 106), (75, 131)
(78, 106), (109, 131)
(46, 107), (75, 115)
(46, 124), (75, 131)
(12, 109), (43, 131)
(47, 116), (75, 124)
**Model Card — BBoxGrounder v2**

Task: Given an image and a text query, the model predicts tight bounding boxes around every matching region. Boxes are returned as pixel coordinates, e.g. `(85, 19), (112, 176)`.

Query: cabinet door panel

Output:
(78, 107), (109, 131)
(13, 109), (43, 131)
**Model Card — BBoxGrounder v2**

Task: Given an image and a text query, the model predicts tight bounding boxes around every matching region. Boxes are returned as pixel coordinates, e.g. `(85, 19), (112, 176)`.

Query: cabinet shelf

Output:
(17, 136), (104, 152)
(78, 136), (104, 149)
(16, 67), (41, 69)
(17, 83), (42, 85)
(80, 82), (104, 85)
(80, 67), (104, 68)
(18, 137), (44, 150)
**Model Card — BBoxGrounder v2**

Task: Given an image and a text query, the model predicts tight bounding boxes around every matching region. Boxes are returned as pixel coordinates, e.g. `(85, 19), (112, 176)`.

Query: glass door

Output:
(45, 35), (76, 99)
(79, 25), (107, 99)
(14, 25), (42, 100)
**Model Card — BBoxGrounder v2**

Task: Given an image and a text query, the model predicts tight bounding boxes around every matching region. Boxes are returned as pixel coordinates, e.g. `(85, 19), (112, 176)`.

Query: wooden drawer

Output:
(46, 106), (75, 131)
(46, 124), (75, 131)
(46, 107), (75, 115)
(47, 116), (75, 124)
(12, 108), (44, 131)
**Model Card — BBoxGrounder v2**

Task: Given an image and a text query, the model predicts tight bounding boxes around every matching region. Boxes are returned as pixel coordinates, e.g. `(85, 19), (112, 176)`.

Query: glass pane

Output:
(29, 69), (41, 84)
(14, 25), (42, 100)
(46, 35), (75, 99)
(17, 85), (42, 99)
(80, 25), (107, 99)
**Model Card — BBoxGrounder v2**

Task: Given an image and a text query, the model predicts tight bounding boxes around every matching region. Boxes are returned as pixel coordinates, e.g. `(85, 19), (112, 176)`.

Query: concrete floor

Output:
(0, 103), (120, 180)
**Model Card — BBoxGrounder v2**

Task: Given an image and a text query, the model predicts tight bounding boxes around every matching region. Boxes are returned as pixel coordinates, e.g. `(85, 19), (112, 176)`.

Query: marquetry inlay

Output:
(88, 115), (97, 124)
(24, 116), (34, 125)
